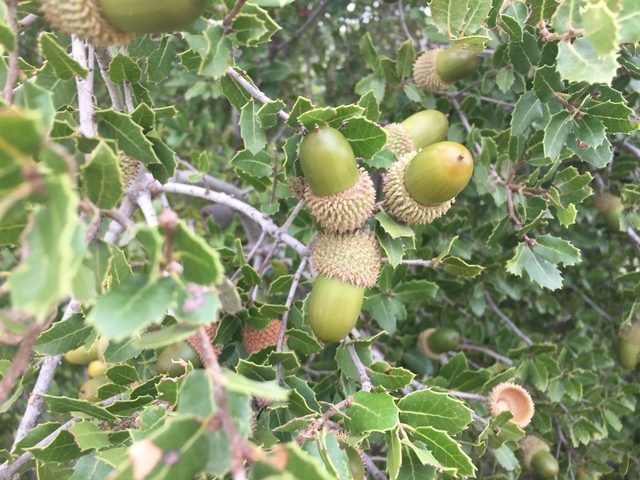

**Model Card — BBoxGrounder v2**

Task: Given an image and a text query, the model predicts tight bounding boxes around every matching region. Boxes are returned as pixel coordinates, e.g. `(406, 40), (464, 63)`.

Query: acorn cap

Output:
(187, 322), (223, 360)
(304, 168), (376, 234)
(120, 154), (142, 187)
(594, 192), (623, 214)
(39, 0), (134, 46)
(242, 319), (283, 354)
(519, 435), (550, 468)
(619, 323), (640, 344)
(311, 230), (382, 288)
(487, 382), (535, 427)
(383, 123), (416, 158)
(383, 151), (454, 224)
(416, 328), (445, 359)
(413, 49), (452, 92)
(287, 176), (308, 201)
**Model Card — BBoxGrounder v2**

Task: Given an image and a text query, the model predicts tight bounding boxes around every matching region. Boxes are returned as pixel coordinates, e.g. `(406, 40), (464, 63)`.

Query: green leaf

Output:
(257, 100), (286, 128)
(174, 221), (223, 285)
(387, 429), (402, 480)
(396, 40), (416, 80)
(287, 97), (314, 128)
(232, 13), (268, 47)
(430, 0), (470, 37)
(532, 65), (564, 102)
(25, 429), (82, 463)
(358, 90), (381, 122)
(462, 0), (492, 36)
(106, 364), (140, 385)
(232, 149), (273, 178)
(375, 211), (415, 239)
(543, 111), (573, 160)
(239, 100), (267, 154)
(197, 25), (233, 79)
(21, 81), (56, 131)
(506, 244), (563, 290)
(581, 0), (619, 58)
(340, 117), (387, 159)
(573, 114), (606, 147)
(398, 390), (473, 435)
(532, 234), (581, 266)
(359, 32), (380, 70)
(235, 3), (281, 45)
(8, 154), (87, 321)
(393, 280), (439, 303)
(108, 53), (142, 84)
(96, 110), (161, 165)
(41, 395), (117, 422)
(35, 313), (92, 356)
(178, 370), (216, 418)
(557, 38), (618, 84)
(69, 421), (111, 451)
(618, 0), (640, 44)
(147, 38), (176, 84)
(511, 90), (543, 136)
(364, 289), (406, 334)
(81, 141), (124, 210)
(408, 426), (476, 477)
(0, 1), (16, 51)
(441, 256), (485, 278)
(90, 275), (177, 339)
(368, 361), (415, 390)
(583, 100), (639, 134)
(344, 391), (400, 433)
(38, 33), (88, 81)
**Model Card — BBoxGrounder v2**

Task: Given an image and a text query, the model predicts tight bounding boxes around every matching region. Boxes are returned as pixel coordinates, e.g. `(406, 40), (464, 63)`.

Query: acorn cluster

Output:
(39, 0), (207, 46)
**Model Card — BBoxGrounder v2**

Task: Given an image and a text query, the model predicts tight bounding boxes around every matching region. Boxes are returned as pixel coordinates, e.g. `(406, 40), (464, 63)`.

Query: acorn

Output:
(120, 154), (142, 187)
(242, 319), (283, 354)
(299, 126), (376, 234)
(383, 142), (474, 224)
(383, 123), (416, 158)
(413, 45), (481, 92)
(594, 192), (624, 232)
(156, 341), (202, 377)
(39, 0), (208, 46)
(519, 436), (560, 478)
(64, 340), (100, 365)
(309, 230), (382, 343)
(617, 323), (640, 369)
(401, 110), (449, 152)
(87, 360), (108, 378)
(487, 382), (535, 428)
(416, 327), (460, 359)
(78, 375), (110, 402)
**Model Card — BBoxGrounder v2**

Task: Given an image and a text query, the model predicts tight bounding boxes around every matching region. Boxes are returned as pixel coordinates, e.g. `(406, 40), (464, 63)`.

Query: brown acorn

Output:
(519, 436), (560, 478)
(413, 45), (481, 92)
(487, 382), (535, 427)
(242, 319), (283, 354)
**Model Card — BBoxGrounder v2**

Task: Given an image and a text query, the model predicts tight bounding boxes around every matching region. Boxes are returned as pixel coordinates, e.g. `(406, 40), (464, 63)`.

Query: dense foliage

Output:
(1, 0), (639, 478)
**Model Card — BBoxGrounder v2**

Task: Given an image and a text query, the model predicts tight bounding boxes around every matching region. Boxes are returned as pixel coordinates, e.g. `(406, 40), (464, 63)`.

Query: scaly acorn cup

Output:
(487, 382), (535, 427)
(416, 327), (460, 359)
(383, 123), (416, 158)
(413, 45), (481, 92)
(309, 231), (382, 343)
(38, 0), (208, 46)
(300, 126), (376, 233)
(519, 436), (560, 478)
(119, 154), (142, 187)
(594, 192), (624, 232)
(242, 319), (283, 354)
(187, 321), (223, 361)
(383, 142), (474, 224)
(617, 323), (640, 369)
(400, 110), (449, 151)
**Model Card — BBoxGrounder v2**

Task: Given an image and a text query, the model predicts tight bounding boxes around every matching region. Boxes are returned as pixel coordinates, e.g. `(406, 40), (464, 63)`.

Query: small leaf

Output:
(96, 110), (161, 165)
(398, 389), (473, 435)
(340, 117), (387, 159)
(344, 391), (400, 433)
(239, 101), (267, 154)
(557, 38), (618, 85)
(81, 141), (124, 210)
(38, 33), (88, 81)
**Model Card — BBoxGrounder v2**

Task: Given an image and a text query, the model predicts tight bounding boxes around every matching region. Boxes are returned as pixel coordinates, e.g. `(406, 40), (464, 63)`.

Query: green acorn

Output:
(519, 436), (560, 478)
(156, 341), (202, 377)
(618, 323), (640, 369)
(39, 0), (207, 46)
(383, 142), (474, 224)
(78, 375), (110, 402)
(594, 192), (624, 232)
(299, 126), (375, 233)
(416, 327), (460, 359)
(413, 45), (481, 92)
(309, 231), (381, 343)
(384, 110), (449, 157)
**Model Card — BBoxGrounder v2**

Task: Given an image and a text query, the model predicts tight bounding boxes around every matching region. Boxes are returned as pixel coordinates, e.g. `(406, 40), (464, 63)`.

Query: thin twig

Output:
(163, 182), (307, 257)
(275, 257), (309, 384)
(449, 390), (487, 401)
(223, 0), (248, 31)
(397, 0), (414, 46)
(71, 37), (96, 140)
(2, 0), (19, 103)
(347, 344), (373, 393)
(136, 191), (158, 227)
(295, 396), (354, 444)
(277, 0), (330, 51)
(619, 138), (640, 162)
(458, 342), (514, 365)
(226, 67), (289, 121)
(485, 294), (533, 346)
(362, 452), (387, 480)
(94, 47), (126, 111)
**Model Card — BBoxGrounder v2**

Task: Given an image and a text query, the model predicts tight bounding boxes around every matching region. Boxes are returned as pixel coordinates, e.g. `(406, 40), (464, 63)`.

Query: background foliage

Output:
(1, 0), (640, 478)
